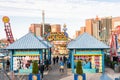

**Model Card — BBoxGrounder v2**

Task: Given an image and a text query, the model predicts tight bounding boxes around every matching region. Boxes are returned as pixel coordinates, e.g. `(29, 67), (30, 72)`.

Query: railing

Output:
(0, 69), (11, 80)
(0, 70), (29, 80)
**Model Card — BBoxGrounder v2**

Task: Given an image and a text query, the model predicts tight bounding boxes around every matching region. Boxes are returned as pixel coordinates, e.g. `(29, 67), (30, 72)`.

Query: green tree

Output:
(76, 60), (83, 74)
(32, 60), (39, 74)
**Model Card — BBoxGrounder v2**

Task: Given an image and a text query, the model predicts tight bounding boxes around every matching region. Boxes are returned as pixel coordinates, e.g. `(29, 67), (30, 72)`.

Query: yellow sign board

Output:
(47, 32), (68, 41)
(2, 16), (10, 23)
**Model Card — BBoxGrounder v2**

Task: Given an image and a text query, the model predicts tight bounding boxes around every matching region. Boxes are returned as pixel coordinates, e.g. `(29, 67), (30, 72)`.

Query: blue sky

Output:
(0, 0), (120, 39)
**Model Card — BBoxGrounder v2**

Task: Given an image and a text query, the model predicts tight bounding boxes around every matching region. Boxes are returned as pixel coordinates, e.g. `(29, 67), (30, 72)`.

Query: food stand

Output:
(67, 33), (109, 73)
(6, 33), (52, 73)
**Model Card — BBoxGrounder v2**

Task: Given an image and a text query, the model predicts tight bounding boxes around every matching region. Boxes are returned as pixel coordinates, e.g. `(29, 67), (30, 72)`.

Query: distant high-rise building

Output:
(44, 24), (51, 34)
(29, 24), (42, 36)
(112, 17), (120, 29)
(112, 17), (120, 45)
(51, 24), (61, 32)
(80, 27), (86, 35)
(101, 17), (112, 43)
(92, 18), (101, 40)
(29, 23), (51, 36)
(85, 16), (112, 44)
(75, 30), (81, 38)
(85, 19), (94, 35)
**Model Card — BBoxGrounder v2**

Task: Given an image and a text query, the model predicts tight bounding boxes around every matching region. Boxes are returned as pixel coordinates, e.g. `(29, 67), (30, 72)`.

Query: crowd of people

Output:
(52, 55), (67, 65)
(52, 55), (67, 73)
(38, 55), (68, 79)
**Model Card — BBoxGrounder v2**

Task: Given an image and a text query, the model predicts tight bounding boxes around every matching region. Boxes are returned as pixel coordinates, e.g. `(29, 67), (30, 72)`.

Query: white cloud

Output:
(1, 0), (120, 18)
(0, 0), (120, 38)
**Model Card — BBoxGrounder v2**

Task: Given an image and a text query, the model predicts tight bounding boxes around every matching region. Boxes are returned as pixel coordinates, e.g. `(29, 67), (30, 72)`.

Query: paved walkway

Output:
(1, 63), (120, 80)
(105, 68), (120, 80)
(43, 63), (120, 80)
(43, 63), (70, 80)
(43, 63), (102, 80)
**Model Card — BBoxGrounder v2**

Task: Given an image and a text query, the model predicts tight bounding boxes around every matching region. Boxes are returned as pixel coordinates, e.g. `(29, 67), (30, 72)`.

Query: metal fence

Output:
(0, 70), (11, 80)
(0, 70), (28, 80)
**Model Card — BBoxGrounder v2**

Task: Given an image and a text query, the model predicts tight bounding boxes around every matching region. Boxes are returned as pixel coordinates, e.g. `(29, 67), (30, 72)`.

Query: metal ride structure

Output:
(2, 16), (14, 44)
(110, 25), (120, 60)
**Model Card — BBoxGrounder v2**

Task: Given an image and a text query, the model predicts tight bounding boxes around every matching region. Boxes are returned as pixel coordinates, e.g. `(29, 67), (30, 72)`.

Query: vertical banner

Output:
(115, 34), (118, 49)
(110, 34), (117, 57)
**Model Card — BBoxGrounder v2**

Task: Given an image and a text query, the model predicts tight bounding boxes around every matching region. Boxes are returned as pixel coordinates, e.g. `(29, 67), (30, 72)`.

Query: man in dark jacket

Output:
(6, 60), (10, 71)
(39, 63), (44, 79)
(56, 56), (59, 63)
(45, 59), (49, 70)
(53, 56), (56, 65)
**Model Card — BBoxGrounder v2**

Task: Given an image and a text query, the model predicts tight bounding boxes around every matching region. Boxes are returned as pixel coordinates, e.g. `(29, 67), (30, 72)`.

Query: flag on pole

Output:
(110, 34), (117, 56)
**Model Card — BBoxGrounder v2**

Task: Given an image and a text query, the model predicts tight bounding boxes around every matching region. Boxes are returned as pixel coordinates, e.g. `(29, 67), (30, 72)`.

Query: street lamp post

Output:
(42, 10), (45, 37)
(42, 10), (47, 61)
(100, 27), (106, 43)
(103, 27), (106, 43)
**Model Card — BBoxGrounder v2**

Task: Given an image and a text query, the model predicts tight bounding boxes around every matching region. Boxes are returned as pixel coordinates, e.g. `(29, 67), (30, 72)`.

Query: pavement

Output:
(105, 68), (120, 80)
(43, 63), (69, 80)
(1, 62), (120, 80)
(43, 63), (120, 80)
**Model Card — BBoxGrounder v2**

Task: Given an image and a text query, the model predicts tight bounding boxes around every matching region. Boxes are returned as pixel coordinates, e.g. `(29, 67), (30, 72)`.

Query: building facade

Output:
(100, 17), (112, 43)
(112, 17), (120, 29)
(75, 30), (81, 38)
(85, 19), (94, 35)
(84, 16), (112, 44)
(80, 27), (86, 35)
(51, 24), (61, 32)
(112, 17), (120, 44)
(92, 19), (101, 40)
(29, 23), (51, 36)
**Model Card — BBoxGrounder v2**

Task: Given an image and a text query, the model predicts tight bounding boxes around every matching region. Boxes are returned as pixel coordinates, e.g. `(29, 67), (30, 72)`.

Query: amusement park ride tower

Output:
(2, 16), (14, 44)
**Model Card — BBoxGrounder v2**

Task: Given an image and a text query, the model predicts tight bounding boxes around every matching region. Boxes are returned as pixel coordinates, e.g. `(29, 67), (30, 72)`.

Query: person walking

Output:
(39, 62), (44, 79)
(63, 56), (66, 64)
(60, 56), (62, 61)
(59, 60), (64, 73)
(45, 59), (49, 70)
(56, 56), (59, 63)
(6, 60), (10, 71)
(53, 56), (56, 65)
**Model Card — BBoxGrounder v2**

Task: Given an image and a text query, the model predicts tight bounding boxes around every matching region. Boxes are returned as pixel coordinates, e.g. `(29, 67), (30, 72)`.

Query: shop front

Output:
(0, 53), (5, 70)
(6, 33), (52, 73)
(67, 33), (109, 73)
(74, 50), (103, 73)
(12, 50), (41, 73)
